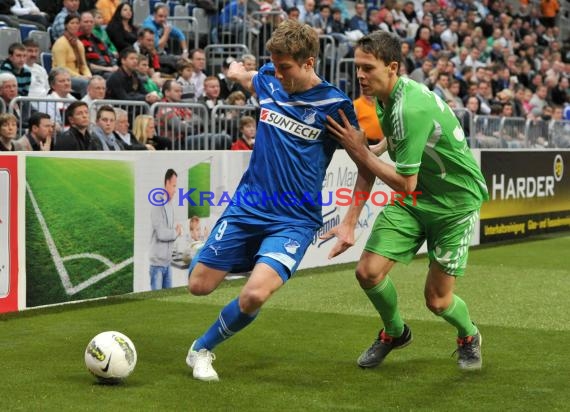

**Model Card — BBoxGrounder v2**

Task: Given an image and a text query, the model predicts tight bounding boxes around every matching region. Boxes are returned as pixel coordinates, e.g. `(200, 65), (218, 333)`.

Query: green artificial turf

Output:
(25, 157), (134, 307)
(1, 235), (569, 411)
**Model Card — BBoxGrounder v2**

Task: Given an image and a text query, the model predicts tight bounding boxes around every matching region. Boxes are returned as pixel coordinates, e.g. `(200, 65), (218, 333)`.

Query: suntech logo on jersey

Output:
(259, 108), (321, 140)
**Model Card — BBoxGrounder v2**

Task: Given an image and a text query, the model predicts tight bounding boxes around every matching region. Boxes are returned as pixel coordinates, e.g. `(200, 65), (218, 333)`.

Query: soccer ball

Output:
(84, 331), (137, 384)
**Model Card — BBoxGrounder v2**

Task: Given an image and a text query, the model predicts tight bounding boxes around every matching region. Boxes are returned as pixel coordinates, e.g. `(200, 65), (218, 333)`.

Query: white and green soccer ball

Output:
(84, 331), (137, 384)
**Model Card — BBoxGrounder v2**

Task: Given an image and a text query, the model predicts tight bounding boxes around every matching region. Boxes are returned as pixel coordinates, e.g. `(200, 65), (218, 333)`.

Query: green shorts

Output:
(365, 204), (479, 276)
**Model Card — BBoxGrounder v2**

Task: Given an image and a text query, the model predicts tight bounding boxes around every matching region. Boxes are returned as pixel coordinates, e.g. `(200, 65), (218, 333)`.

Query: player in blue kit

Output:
(185, 19), (361, 381)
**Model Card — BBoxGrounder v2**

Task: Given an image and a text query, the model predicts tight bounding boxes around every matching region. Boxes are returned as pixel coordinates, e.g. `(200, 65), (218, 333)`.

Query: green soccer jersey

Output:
(376, 77), (489, 214)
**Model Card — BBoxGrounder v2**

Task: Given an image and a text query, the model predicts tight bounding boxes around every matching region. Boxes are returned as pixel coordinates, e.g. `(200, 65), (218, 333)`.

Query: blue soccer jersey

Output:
(233, 63), (358, 228)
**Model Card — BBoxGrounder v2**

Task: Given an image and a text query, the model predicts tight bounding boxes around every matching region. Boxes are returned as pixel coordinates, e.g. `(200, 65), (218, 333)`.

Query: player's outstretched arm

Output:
(321, 165), (375, 259)
(227, 61), (256, 95)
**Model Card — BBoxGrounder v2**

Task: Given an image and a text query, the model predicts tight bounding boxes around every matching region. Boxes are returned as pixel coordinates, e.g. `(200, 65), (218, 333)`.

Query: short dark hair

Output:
(162, 79), (174, 95)
(154, 4), (168, 14)
(28, 112), (51, 129)
(120, 46), (137, 63)
(96, 105), (116, 121)
(64, 14), (80, 26)
(164, 168), (177, 185)
(8, 43), (26, 56)
(176, 59), (193, 74)
(190, 48), (205, 59)
(137, 27), (155, 39)
(356, 31), (402, 70)
(65, 101), (88, 123)
(22, 39), (39, 49)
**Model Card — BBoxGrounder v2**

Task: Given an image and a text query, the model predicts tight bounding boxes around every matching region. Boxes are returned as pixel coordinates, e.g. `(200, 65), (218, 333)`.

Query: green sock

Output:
(438, 294), (478, 338)
(363, 276), (404, 337)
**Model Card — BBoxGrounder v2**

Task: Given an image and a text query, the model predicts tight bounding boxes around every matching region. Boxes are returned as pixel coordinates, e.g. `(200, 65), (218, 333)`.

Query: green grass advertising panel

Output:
(26, 157), (134, 307)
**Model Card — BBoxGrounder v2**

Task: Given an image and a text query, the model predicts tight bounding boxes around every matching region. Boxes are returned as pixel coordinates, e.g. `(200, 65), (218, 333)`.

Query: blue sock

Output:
(194, 297), (258, 351)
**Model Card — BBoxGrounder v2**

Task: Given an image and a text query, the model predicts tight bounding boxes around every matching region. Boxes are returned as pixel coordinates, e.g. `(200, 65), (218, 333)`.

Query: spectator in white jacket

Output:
(23, 38), (49, 97)
(10, 0), (49, 30)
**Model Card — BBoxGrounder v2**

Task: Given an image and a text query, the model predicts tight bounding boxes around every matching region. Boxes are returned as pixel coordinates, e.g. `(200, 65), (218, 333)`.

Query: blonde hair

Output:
(132, 114), (154, 144)
(239, 115), (256, 129)
(0, 113), (17, 129)
(266, 19), (319, 63)
(226, 91), (246, 105)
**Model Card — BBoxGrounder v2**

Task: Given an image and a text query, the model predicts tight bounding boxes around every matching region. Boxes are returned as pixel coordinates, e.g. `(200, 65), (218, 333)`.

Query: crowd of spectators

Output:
(0, 0), (568, 152)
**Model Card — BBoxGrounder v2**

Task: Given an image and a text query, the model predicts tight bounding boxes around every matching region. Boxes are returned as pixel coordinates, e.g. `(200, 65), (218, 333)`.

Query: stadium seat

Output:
(28, 30), (51, 53)
(133, 0), (151, 27)
(172, 4), (190, 31)
(40, 52), (52, 73)
(167, 0), (179, 16)
(192, 7), (210, 39)
(19, 24), (37, 41)
(0, 27), (21, 60)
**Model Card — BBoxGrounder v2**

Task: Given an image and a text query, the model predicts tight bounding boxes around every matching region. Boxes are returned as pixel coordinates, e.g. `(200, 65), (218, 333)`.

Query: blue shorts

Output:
(189, 207), (316, 283)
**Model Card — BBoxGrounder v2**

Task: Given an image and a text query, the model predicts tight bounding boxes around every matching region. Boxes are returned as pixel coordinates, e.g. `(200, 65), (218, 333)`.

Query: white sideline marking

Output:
(26, 182), (133, 296)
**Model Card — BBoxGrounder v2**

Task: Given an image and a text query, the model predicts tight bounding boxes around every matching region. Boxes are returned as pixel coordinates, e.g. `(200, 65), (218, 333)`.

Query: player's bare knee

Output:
(425, 296), (447, 314)
(239, 289), (268, 313)
(188, 277), (214, 296)
(355, 264), (387, 289)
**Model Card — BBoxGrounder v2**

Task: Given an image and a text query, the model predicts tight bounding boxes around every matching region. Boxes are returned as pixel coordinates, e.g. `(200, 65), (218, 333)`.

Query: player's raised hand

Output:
(320, 222), (356, 259)
(227, 61), (246, 79)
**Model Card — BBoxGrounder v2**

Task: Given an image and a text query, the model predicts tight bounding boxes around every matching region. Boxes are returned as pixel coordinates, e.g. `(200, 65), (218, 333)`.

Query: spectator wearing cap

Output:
(427, 43), (443, 62)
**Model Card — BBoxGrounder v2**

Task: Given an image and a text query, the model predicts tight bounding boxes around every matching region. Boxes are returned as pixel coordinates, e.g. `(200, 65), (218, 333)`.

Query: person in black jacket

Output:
(105, 3), (138, 54)
(53, 101), (92, 150)
(106, 47), (159, 104)
(114, 107), (150, 150)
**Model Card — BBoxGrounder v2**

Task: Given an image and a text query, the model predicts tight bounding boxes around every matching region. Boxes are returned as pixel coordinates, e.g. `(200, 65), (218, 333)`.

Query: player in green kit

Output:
(324, 30), (489, 370)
